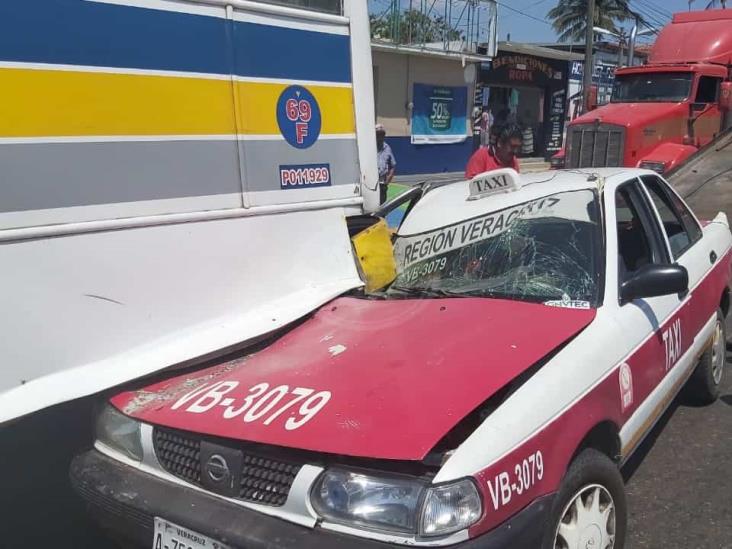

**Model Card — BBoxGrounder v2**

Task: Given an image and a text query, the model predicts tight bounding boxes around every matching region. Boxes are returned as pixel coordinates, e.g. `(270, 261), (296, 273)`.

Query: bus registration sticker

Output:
(279, 163), (332, 189)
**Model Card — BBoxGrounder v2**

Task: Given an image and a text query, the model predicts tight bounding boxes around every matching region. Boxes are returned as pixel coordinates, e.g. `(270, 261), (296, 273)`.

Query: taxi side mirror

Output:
(620, 263), (688, 304)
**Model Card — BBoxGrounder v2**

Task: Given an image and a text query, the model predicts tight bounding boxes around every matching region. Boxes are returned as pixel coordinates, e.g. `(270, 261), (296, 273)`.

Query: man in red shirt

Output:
(465, 124), (523, 179)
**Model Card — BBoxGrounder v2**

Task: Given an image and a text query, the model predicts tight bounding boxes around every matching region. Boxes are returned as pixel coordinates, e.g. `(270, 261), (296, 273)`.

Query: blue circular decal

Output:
(276, 85), (322, 149)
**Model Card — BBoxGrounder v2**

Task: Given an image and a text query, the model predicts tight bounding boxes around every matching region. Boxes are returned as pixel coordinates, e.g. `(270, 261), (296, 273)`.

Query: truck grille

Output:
(567, 124), (624, 168)
(153, 427), (302, 507)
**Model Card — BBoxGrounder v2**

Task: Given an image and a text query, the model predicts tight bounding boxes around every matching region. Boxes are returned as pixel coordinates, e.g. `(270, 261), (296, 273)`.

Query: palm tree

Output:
(548, 0), (635, 42)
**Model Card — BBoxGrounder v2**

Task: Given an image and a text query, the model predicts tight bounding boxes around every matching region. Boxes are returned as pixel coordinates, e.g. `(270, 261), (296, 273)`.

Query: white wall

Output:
(372, 49), (477, 138)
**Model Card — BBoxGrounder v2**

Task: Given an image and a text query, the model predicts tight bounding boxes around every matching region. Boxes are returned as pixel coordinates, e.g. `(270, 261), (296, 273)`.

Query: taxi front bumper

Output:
(70, 449), (554, 549)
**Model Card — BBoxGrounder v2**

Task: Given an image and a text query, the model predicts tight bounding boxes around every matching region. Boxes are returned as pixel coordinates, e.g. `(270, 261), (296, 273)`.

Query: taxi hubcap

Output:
(711, 320), (725, 385)
(554, 485), (615, 549)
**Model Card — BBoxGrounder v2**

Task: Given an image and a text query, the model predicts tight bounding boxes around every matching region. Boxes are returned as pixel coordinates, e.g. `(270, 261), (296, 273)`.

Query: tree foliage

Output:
(548, 0), (635, 42)
(370, 8), (463, 44)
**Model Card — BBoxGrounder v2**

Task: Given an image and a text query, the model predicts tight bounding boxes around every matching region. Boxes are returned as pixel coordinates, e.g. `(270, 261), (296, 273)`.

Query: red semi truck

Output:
(558, 9), (732, 174)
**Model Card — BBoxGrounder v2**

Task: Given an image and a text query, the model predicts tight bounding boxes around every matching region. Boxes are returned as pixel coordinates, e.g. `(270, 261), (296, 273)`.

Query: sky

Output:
(369, 0), (720, 45)
(497, 0), (710, 43)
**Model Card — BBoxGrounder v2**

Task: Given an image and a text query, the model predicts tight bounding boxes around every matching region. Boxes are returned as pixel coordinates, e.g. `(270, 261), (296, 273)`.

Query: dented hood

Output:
(113, 297), (595, 460)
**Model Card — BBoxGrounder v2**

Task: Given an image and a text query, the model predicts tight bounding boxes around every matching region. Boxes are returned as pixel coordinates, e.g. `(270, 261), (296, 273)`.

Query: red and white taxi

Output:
(72, 168), (731, 549)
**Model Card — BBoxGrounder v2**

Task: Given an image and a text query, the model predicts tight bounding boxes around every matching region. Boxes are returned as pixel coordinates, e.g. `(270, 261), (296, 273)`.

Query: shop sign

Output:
(547, 89), (567, 153)
(491, 55), (556, 83)
(411, 83), (468, 145)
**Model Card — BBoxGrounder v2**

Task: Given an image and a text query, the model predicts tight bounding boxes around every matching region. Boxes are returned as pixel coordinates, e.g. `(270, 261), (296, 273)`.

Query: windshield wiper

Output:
(387, 285), (469, 298)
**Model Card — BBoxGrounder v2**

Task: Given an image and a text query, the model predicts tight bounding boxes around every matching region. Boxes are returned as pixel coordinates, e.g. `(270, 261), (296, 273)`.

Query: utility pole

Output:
(627, 18), (638, 66)
(583, 0), (596, 112)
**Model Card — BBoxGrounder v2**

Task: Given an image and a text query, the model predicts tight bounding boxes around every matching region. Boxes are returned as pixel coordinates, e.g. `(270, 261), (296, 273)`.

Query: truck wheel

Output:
(542, 449), (627, 549)
(687, 309), (726, 404)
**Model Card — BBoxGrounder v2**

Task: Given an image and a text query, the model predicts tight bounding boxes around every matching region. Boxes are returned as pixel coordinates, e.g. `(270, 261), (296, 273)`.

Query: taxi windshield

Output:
(386, 189), (602, 306)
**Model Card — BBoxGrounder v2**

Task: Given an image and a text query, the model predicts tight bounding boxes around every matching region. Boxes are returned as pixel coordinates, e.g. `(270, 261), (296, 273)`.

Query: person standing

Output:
(472, 107), (483, 151)
(480, 108), (494, 147)
(376, 124), (396, 204)
(464, 124), (523, 179)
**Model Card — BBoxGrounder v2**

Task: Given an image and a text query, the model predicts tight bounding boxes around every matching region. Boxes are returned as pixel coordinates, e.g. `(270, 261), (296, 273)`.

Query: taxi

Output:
(71, 168), (731, 549)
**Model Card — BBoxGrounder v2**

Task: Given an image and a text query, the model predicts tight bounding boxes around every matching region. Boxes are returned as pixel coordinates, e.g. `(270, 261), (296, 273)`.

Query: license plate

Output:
(153, 518), (229, 549)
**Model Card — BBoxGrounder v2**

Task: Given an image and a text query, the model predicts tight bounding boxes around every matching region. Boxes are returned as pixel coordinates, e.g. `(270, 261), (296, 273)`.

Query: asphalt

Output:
(623, 356), (732, 549)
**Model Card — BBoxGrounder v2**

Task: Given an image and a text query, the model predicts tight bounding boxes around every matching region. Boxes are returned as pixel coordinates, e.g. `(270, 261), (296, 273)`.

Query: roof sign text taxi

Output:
(468, 168), (522, 201)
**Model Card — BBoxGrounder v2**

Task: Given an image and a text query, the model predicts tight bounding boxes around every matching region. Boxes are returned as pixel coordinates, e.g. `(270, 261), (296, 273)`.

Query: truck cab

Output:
(563, 9), (732, 174)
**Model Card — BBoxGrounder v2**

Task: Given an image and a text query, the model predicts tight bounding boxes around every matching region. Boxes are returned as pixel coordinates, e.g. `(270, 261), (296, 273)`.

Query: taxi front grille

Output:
(153, 427), (301, 507)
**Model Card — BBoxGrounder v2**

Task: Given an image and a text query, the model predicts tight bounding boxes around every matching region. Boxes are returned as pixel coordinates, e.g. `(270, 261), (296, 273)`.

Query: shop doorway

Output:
(486, 85), (545, 157)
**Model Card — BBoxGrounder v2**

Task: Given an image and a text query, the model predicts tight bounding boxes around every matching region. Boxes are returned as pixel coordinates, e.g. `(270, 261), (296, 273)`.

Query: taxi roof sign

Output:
(468, 168), (522, 201)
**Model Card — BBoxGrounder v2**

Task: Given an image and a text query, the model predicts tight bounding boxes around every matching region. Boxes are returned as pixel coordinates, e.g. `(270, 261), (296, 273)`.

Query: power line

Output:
(633, 0), (672, 18)
(632, 5), (670, 28)
(629, 2), (669, 31)
(495, 0), (552, 25)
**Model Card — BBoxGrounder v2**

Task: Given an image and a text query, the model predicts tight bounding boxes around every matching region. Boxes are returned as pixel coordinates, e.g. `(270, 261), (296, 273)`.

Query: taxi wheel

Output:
(687, 309), (726, 405)
(542, 448), (627, 549)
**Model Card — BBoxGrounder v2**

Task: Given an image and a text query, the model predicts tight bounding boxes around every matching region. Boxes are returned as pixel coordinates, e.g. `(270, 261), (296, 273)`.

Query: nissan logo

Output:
(205, 454), (230, 483)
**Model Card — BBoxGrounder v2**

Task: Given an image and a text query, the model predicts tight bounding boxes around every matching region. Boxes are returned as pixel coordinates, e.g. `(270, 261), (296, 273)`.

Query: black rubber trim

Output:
(70, 449), (554, 549)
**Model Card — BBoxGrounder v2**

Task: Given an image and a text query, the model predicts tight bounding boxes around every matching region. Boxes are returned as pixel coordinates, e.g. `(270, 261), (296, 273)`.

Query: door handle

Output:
(710, 250), (718, 264)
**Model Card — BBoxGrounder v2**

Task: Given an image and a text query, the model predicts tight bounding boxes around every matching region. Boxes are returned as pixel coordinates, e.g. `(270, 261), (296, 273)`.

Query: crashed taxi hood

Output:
(113, 297), (595, 461)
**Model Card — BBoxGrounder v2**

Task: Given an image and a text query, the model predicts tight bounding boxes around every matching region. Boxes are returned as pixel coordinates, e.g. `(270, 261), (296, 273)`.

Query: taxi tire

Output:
(541, 448), (627, 549)
(687, 308), (726, 405)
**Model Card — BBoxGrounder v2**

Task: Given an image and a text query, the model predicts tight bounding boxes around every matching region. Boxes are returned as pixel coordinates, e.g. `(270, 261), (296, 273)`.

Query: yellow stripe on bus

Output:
(0, 68), (355, 137)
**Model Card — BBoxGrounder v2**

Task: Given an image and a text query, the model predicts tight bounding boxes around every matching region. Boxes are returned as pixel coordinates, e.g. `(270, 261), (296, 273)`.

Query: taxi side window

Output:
(616, 183), (668, 282)
(641, 175), (702, 259)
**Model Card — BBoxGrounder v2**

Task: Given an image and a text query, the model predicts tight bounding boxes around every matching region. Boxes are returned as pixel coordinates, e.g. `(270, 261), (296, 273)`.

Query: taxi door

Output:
(610, 178), (689, 455)
(637, 174), (712, 358)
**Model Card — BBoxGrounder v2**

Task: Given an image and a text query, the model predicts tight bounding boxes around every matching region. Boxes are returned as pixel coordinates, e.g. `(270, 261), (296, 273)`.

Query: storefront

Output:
(372, 43), (491, 176)
(540, 41), (651, 123)
(478, 43), (581, 159)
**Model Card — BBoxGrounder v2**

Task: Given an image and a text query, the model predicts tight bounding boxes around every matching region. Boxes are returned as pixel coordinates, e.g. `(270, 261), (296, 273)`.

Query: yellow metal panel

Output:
(351, 219), (397, 292)
(0, 68), (356, 138)
(0, 68), (235, 137)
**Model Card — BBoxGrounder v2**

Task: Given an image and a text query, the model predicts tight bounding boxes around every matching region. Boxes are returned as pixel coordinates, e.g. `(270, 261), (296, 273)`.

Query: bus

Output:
(0, 0), (378, 422)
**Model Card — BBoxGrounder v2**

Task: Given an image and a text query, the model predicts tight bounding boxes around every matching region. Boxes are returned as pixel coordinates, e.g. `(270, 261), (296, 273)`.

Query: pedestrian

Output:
(464, 124), (523, 179)
(472, 107), (482, 151)
(376, 123), (396, 204)
(480, 108), (493, 147)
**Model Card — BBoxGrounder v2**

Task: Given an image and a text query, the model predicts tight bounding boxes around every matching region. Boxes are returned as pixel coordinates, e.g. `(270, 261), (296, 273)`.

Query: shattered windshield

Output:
(387, 189), (602, 307)
(611, 73), (692, 103)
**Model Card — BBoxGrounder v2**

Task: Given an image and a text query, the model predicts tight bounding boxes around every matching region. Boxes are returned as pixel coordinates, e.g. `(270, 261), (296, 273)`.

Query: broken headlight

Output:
(311, 469), (481, 537)
(95, 403), (143, 462)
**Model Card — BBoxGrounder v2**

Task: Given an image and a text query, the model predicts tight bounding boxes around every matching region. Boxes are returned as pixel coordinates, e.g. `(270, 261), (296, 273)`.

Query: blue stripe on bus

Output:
(0, 0), (351, 82)
(234, 22), (351, 83)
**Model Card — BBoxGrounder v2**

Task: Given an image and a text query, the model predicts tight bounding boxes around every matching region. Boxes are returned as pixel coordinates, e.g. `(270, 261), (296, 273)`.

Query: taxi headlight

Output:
(95, 404), (143, 462)
(311, 469), (481, 537)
